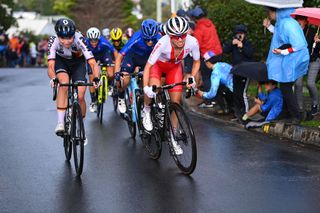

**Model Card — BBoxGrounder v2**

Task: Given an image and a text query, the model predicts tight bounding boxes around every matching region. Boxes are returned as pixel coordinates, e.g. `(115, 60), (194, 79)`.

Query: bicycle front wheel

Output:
(168, 103), (197, 175)
(112, 80), (118, 112)
(124, 89), (136, 138)
(71, 102), (85, 176)
(141, 107), (162, 160)
(64, 108), (72, 161)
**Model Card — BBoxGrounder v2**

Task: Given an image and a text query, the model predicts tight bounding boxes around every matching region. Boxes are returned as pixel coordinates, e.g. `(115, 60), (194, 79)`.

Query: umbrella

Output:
(291, 8), (320, 26)
(231, 62), (268, 82)
(245, 0), (303, 9)
(291, 8), (320, 55)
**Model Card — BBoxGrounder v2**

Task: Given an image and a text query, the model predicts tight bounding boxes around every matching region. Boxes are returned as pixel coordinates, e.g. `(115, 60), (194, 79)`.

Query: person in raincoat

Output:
(266, 7), (309, 124)
(197, 56), (233, 114)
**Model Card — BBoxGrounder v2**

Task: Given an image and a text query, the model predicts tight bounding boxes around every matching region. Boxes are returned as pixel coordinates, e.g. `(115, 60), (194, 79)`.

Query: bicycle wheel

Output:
(124, 89), (136, 138)
(71, 102), (85, 176)
(63, 108), (72, 161)
(167, 103), (197, 175)
(141, 107), (162, 160)
(112, 81), (118, 112)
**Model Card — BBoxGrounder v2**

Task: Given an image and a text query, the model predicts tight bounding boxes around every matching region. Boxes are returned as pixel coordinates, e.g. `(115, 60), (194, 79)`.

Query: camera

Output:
(233, 34), (242, 40)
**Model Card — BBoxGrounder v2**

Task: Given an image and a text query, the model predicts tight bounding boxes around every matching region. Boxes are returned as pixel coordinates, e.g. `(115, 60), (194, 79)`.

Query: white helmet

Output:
(86, 27), (101, 40)
(102, 28), (110, 37)
(165, 16), (189, 36)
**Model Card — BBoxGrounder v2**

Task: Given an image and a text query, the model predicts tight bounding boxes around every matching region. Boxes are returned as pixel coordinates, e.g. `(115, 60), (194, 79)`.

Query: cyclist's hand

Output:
(143, 86), (156, 98)
(93, 77), (100, 89)
(49, 78), (57, 88)
(187, 76), (196, 89)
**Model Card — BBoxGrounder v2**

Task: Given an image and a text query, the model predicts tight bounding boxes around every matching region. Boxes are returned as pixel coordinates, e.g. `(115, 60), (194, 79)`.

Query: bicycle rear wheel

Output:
(63, 108), (72, 161)
(168, 103), (197, 175)
(71, 102), (85, 176)
(141, 107), (162, 160)
(124, 89), (136, 138)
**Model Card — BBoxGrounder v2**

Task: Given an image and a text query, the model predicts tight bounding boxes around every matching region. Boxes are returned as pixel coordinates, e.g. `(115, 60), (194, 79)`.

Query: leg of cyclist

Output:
(87, 63), (97, 112)
(55, 71), (70, 134)
(104, 54), (115, 95)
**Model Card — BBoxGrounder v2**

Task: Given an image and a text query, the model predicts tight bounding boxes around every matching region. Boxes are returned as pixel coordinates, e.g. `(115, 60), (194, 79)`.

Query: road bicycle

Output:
(141, 82), (197, 175)
(53, 81), (93, 176)
(96, 63), (114, 123)
(115, 71), (144, 138)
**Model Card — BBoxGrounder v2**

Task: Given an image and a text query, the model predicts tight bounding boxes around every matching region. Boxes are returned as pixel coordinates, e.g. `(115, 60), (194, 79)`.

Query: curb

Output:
(183, 98), (320, 147)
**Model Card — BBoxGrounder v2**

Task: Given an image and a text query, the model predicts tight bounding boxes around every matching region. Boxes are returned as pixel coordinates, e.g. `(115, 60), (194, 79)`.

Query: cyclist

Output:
(47, 18), (100, 135)
(110, 27), (128, 52)
(102, 28), (110, 40)
(142, 16), (200, 155)
(114, 18), (161, 114)
(86, 27), (118, 112)
(125, 27), (135, 40)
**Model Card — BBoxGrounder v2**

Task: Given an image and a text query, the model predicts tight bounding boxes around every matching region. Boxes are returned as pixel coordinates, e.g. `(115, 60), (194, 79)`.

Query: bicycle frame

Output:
(125, 76), (140, 123)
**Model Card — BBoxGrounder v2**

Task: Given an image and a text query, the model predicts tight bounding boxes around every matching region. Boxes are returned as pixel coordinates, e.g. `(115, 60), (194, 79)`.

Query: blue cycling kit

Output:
(120, 30), (161, 73)
(203, 62), (233, 100)
(86, 37), (115, 63)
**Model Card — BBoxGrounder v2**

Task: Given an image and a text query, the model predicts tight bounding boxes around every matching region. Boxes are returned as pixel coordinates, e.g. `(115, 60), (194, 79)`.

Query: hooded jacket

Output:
(193, 18), (222, 57)
(266, 8), (309, 83)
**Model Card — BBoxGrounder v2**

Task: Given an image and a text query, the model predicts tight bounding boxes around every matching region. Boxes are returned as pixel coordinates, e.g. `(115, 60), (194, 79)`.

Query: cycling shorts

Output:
(150, 61), (183, 92)
(87, 51), (113, 75)
(54, 55), (87, 83)
(120, 52), (148, 73)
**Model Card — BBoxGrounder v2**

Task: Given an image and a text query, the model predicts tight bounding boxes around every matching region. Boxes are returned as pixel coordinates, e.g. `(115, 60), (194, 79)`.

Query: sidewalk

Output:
(183, 96), (320, 147)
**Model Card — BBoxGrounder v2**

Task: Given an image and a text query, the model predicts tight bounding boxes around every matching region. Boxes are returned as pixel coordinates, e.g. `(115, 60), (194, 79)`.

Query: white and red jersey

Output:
(47, 31), (94, 60)
(148, 35), (200, 65)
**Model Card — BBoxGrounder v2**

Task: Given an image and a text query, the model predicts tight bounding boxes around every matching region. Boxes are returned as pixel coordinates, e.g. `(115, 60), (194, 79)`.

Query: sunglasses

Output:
(59, 36), (74, 40)
(170, 34), (187, 40)
(89, 39), (99, 42)
(112, 39), (121, 43)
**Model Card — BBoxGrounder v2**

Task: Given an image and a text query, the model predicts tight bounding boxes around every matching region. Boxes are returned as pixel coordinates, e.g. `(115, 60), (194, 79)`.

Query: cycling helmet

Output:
(165, 16), (189, 36)
(86, 27), (101, 40)
(55, 18), (76, 38)
(125, 27), (134, 39)
(102, 28), (110, 37)
(110, 28), (123, 40)
(158, 23), (166, 35)
(141, 19), (158, 40)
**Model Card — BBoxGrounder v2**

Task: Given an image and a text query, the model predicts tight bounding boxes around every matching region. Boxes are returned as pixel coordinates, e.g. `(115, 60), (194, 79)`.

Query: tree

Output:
(0, 0), (16, 31)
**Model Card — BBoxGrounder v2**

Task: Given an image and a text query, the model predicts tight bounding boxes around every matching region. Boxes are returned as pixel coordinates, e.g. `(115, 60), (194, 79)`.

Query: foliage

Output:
(122, 0), (140, 29)
(53, 0), (76, 18)
(0, 0), (16, 31)
(140, 0), (173, 23)
(16, 0), (55, 15)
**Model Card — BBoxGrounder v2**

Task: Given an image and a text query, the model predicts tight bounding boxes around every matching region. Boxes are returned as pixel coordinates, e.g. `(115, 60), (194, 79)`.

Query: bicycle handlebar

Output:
(100, 63), (115, 67)
(152, 82), (187, 92)
(59, 82), (94, 87)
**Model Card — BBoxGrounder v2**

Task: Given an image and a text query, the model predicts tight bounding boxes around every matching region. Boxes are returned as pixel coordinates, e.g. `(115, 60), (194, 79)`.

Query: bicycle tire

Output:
(167, 103), (197, 175)
(63, 107), (72, 161)
(135, 90), (144, 134)
(112, 80), (118, 112)
(71, 102), (85, 176)
(124, 89), (136, 138)
(141, 107), (162, 160)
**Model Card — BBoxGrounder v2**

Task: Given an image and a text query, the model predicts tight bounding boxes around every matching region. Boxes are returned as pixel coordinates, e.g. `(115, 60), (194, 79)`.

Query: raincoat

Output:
(266, 8), (309, 83)
(203, 62), (233, 100)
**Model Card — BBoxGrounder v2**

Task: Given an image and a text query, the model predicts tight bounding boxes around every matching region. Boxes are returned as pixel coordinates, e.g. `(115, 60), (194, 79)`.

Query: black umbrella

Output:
(231, 62), (268, 82)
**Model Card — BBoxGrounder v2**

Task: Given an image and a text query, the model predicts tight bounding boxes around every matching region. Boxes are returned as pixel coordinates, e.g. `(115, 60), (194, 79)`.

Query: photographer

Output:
(223, 24), (254, 122)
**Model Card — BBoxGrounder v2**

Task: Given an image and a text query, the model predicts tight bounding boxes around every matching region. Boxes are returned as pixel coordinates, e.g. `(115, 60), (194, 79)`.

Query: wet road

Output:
(1, 68), (320, 213)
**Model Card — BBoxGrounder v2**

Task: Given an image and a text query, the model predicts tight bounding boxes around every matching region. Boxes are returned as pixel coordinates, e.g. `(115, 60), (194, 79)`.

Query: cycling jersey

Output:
(86, 36), (115, 56)
(148, 35), (200, 65)
(110, 37), (127, 52)
(120, 30), (161, 57)
(47, 31), (94, 61)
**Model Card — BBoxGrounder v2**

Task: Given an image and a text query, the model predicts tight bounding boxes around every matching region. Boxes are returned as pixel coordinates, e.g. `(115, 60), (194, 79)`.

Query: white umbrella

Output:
(245, 0), (303, 8)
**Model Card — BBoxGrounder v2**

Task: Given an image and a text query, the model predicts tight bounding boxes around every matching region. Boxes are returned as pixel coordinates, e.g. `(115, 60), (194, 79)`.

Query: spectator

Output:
(197, 56), (233, 114)
(37, 37), (48, 67)
(223, 24), (254, 121)
(294, 15), (320, 116)
(0, 30), (8, 66)
(18, 37), (30, 67)
(242, 80), (283, 122)
(266, 7), (309, 124)
(188, 6), (223, 108)
(29, 39), (37, 66)
(7, 34), (19, 67)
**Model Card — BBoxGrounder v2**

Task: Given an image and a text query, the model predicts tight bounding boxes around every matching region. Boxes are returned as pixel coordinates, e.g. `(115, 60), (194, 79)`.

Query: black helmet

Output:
(55, 18), (76, 38)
